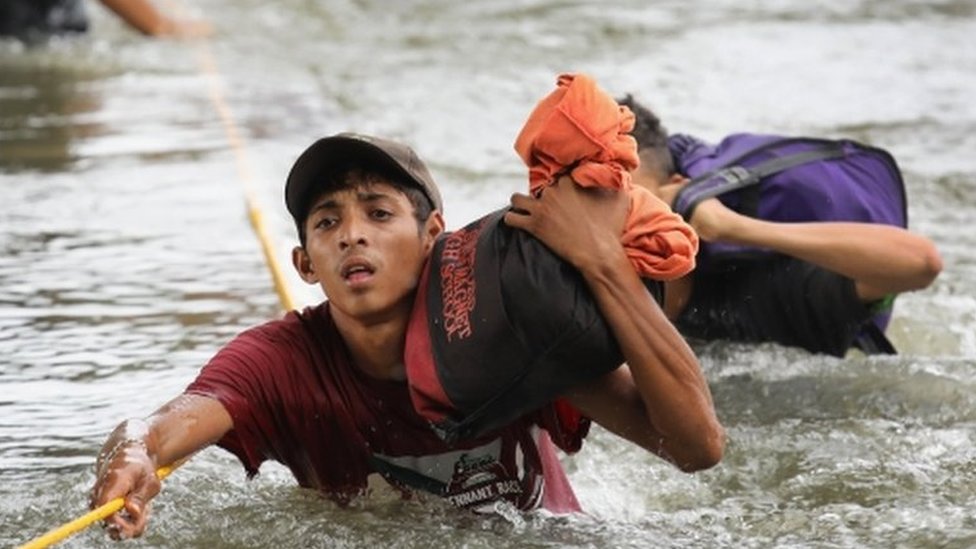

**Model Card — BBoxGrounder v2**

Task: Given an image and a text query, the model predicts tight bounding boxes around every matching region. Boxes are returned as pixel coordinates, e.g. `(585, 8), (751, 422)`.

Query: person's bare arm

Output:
(90, 393), (232, 540)
(669, 189), (942, 302)
(98, 0), (212, 37)
(505, 178), (724, 471)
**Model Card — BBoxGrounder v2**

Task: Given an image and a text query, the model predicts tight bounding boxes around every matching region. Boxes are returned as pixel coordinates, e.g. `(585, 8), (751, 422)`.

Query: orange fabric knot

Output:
(514, 73), (698, 280)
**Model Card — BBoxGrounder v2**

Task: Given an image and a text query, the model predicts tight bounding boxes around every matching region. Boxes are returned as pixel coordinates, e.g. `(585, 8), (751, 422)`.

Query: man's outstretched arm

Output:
(90, 394), (232, 540)
(661, 187), (942, 302)
(98, 0), (211, 37)
(505, 178), (724, 471)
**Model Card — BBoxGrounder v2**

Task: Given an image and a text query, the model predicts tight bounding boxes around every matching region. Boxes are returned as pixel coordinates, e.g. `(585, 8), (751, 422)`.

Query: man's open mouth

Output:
(341, 260), (376, 282)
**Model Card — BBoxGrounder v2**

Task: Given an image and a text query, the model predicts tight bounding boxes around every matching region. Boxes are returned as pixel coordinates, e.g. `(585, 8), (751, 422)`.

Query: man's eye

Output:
(315, 217), (336, 229)
(371, 209), (393, 220)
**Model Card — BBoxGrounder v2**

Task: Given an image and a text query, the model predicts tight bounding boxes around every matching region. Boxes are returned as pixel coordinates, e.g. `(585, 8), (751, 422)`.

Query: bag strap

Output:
(367, 454), (447, 494)
(672, 141), (848, 220)
(854, 321), (897, 355)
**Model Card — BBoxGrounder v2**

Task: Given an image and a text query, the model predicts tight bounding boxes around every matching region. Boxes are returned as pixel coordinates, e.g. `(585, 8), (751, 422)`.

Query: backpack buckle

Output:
(719, 166), (752, 185)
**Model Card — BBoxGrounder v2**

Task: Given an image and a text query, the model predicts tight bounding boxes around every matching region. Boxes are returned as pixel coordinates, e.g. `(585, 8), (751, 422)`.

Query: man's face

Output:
(294, 179), (442, 324)
(632, 164), (689, 206)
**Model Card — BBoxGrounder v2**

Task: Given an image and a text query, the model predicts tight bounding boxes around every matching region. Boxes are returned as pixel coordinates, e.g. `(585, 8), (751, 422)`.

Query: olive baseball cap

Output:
(285, 132), (444, 225)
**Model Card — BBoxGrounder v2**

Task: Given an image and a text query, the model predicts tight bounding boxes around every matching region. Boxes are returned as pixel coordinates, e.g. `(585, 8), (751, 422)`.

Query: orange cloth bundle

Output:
(514, 73), (698, 280)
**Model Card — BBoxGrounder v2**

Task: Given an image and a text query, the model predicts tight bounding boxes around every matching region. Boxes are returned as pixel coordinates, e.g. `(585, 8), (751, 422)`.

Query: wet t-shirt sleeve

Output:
(184, 313), (315, 477)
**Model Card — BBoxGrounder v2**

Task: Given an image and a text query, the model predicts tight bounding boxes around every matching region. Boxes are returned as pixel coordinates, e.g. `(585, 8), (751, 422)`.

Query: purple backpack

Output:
(670, 133), (908, 354)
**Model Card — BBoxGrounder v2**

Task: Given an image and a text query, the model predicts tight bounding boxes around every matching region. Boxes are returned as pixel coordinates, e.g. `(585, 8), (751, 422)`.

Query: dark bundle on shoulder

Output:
(404, 208), (662, 443)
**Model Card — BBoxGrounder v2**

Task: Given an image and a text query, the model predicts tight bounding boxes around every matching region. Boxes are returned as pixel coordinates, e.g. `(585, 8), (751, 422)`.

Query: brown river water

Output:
(2, 1), (975, 547)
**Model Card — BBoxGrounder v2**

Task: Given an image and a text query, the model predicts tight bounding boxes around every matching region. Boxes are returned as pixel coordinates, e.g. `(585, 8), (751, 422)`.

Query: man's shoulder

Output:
(244, 301), (331, 337)
(193, 301), (338, 389)
(218, 301), (335, 360)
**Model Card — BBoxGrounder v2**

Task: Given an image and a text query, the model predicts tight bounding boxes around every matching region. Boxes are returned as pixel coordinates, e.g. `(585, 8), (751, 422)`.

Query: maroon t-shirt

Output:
(185, 303), (590, 513)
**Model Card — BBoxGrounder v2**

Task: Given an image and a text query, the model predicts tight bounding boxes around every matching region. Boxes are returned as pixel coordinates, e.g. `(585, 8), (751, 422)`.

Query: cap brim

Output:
(285, 135), (422, 221)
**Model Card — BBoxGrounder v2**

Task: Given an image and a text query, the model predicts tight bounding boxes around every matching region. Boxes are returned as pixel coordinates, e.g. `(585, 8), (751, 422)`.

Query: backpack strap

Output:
(367, 454), (447, 494)
(854, 321), (897, 355)
(672, 142), (847, 220)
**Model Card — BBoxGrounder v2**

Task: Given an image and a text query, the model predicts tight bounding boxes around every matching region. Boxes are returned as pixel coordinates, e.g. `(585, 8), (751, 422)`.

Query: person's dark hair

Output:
(617, 94), (676, 183)
(296, 162), (435, 247)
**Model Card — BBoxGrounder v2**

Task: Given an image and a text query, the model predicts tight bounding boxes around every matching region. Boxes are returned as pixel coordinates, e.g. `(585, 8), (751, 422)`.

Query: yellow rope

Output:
(195, 32), (297, 312)
(19, 5), (298, 547)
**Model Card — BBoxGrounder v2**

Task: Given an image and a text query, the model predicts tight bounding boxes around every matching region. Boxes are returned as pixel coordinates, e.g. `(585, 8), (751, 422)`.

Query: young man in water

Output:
(617, 95), (942, 356)
(89, 133), (724, 539)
